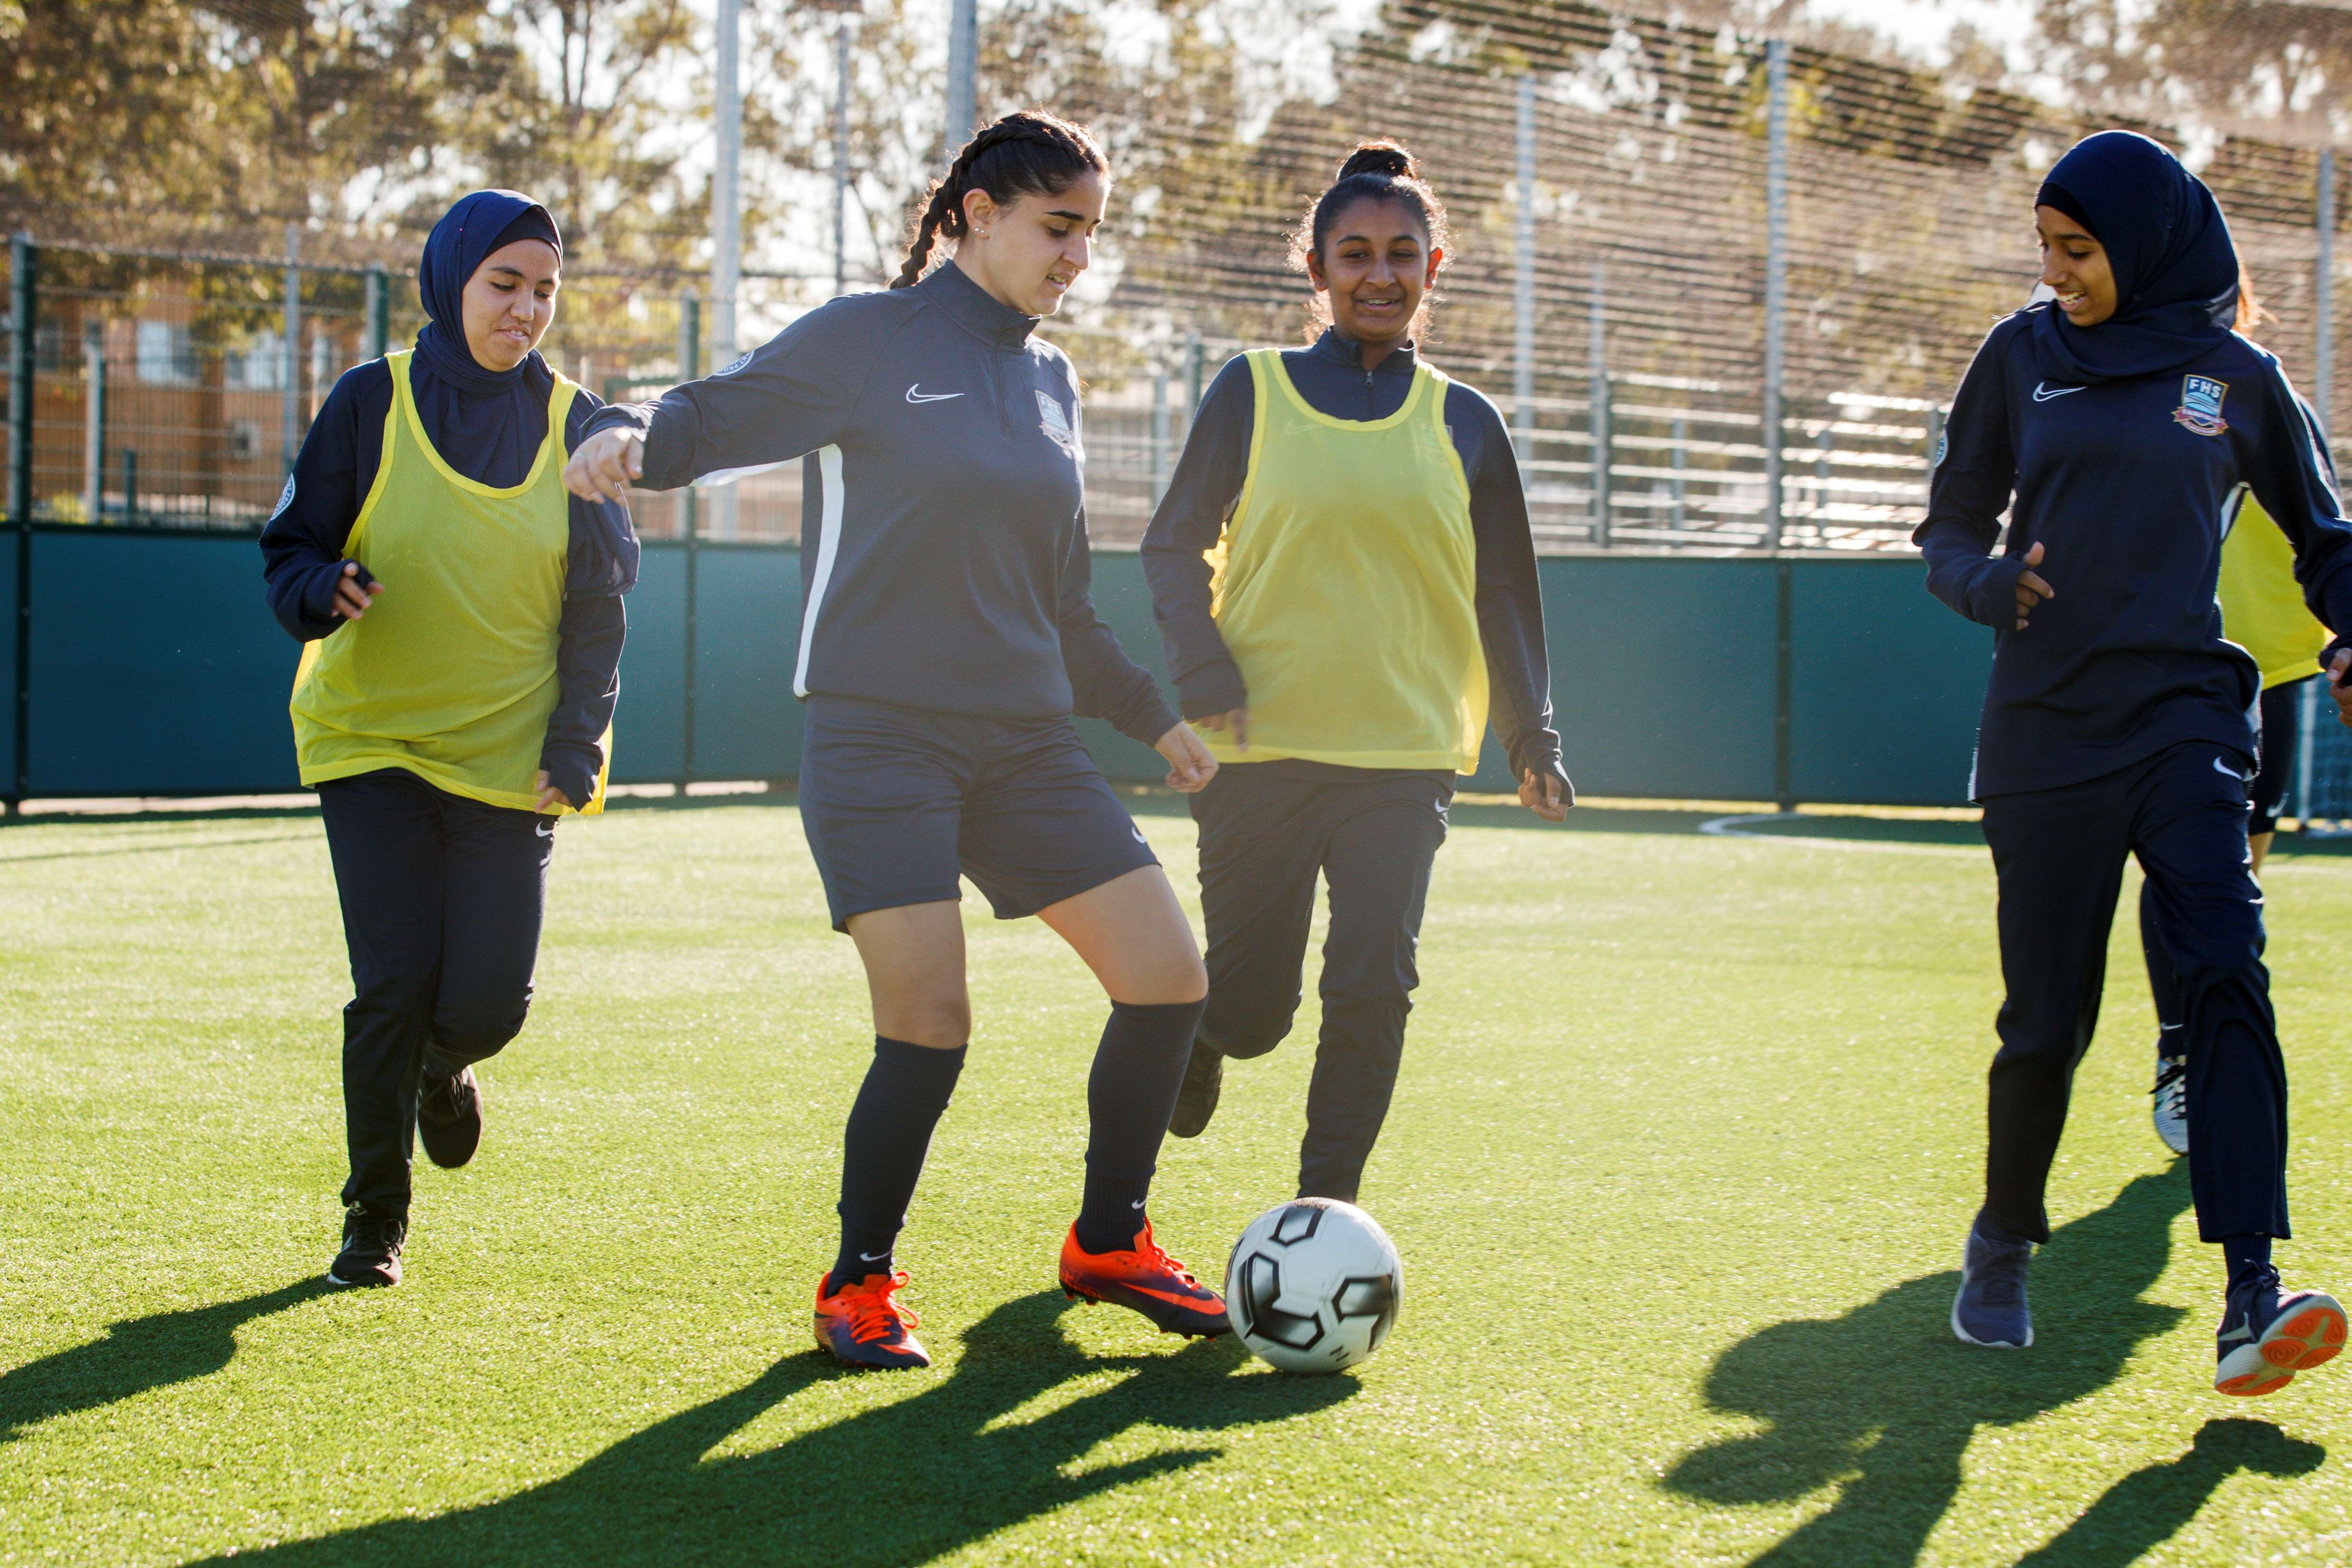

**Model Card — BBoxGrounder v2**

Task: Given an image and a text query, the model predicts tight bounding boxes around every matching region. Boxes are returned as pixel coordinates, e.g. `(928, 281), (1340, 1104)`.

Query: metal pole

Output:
(1186, 334), (1205, 419)
(946, 0), (978, 154)
(711, 0), (742, 541)
(365, 265), (389, 361)
(83, 326), (103, 524)
(9, 233), (34, 806)
(679, 290), (701, 790)
(2318, 148), (2336, 444)
(1763, 39), (1789, 553)
(283, 224), (302, 475)
(1152, 371), (1170, 507)
(1764, 40), (1793, 810)
(1513, 74), (1537, 462)
(2297, 674), (2319, 829)
(833, 19), (853, 297)
(1589, 260), (1608, 546)
(1670, 413), (1688, 538)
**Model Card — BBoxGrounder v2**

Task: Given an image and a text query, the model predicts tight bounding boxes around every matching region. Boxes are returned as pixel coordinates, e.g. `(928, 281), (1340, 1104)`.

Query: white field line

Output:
(1695, 812), (1983, 858)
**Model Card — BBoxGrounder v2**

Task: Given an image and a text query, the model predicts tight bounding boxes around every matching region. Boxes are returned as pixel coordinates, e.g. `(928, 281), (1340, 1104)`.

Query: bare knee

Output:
(873, 987), (970, 1048)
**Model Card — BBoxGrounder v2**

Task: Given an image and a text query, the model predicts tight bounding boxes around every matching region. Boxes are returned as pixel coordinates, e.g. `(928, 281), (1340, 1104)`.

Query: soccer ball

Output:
(1224, 1198), (1402, 1373)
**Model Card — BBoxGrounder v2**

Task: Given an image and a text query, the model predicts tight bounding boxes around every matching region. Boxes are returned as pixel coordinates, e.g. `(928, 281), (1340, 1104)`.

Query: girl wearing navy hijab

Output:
(260, 191), (637, 1290)
(1922, 131), (2351, 1394)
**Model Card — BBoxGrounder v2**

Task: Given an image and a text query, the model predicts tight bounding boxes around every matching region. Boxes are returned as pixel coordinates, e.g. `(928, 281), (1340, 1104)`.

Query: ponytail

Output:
(894, 111), (1108, 289)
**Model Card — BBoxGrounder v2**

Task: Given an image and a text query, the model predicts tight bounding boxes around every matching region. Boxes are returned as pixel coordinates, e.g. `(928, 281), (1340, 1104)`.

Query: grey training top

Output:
(587, 263), (1179, 744)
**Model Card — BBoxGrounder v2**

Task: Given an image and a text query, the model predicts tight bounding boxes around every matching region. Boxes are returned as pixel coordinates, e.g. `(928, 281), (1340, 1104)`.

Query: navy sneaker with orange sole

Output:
(1059, 1220), (1229, 1338)
(813, 1270), (931, 1370)
(2215, 1270), (2345, 1397)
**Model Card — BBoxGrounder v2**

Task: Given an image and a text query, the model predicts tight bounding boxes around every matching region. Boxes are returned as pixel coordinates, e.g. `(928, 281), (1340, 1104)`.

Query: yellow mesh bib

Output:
(1203, 349), (1486, 772)
(290, 350), (604, 813)
(2218, 490), (2332, 690)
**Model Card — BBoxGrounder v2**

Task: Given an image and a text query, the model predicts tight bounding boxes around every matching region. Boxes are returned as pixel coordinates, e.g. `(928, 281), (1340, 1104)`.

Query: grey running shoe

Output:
(2152, 1054), (2188, 1158)
(1167, 1043), (1224, 1139)
(1952, 1223), (2034, 1348)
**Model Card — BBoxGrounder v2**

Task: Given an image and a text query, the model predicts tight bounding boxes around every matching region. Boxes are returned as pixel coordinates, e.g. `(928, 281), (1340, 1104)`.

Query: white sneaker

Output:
(2152, 1054), (2188, 1157)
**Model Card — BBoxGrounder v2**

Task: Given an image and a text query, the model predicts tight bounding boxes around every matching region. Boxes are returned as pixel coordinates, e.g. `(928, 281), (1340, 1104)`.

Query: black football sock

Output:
(829, 1036), (966, 1292)
(2222, 1232), (2275, 1297)
(1972, 1208), (2034, 1248)
(1075, 998), (1206, 1254)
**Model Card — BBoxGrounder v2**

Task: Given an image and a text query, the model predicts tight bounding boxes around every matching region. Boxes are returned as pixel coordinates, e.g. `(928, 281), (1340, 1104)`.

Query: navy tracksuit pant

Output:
(1190, 761), (1452, 1203)
(318, 769), (551, 1214)
(1980, 741), (2289, 1245)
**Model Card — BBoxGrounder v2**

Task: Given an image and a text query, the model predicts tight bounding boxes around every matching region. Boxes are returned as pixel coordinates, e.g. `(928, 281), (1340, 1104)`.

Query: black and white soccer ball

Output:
(1224, 1198), (1402, 1373)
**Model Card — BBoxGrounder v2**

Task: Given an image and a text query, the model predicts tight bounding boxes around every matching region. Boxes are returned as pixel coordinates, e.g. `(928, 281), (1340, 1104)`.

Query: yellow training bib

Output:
(1203, 349), (1486, 772)
(2219, 490), (2331, 690)
(290, 350), (605, 813)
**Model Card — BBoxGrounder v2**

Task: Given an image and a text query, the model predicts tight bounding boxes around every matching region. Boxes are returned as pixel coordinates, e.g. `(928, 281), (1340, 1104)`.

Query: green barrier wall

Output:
(4, 527), (1994, 808)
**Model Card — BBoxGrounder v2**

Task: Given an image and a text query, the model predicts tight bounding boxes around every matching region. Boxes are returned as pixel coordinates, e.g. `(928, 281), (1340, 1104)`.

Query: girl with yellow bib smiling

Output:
(1142, 141), (1569, 1204)
(259, 191), (637, 1289)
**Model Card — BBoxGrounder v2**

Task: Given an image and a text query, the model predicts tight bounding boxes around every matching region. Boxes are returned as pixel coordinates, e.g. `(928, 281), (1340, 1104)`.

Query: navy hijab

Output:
(406, 191), (636, 595)
(411, 190), (565, 487)
(2028, 131), (2238, 385)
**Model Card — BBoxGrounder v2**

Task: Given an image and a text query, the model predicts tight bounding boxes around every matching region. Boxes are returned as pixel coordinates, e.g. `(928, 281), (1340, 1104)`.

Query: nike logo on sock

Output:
(859, 1250), (889, 1262)
(1131, 1200), (1145, 1209)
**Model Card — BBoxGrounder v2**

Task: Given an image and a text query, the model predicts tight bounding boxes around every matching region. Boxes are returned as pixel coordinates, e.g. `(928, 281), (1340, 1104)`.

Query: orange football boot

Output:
(1059, 1219), (1230, 1338)
(813, 1270), (931, 1370)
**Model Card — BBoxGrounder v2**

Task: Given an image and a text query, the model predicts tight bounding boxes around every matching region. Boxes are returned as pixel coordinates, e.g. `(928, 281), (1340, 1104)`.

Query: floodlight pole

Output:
(710, 0), (742, 539)
(833, 18), (853, 297)
(2318, 147), (2336, 448)
(283, 224), (303, 476)
(9, 233), (32, 808)
(946, 0), (978, 155)
(679, 289), (701, 791)
(1764, 39), (1794, 811)
(1513, 74), (1536, 463)
(364, 265), (389, 361)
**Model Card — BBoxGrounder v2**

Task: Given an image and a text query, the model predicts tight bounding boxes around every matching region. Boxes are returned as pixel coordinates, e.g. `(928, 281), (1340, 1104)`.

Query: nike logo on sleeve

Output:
(2032, 382), (2086, 402)
(905, 384), (963, 404)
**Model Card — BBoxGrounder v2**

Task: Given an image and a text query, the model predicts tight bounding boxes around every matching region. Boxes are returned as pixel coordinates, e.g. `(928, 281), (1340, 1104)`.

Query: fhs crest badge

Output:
(2173, 375), (2230, 438)
(1036, 389), (1080, 458)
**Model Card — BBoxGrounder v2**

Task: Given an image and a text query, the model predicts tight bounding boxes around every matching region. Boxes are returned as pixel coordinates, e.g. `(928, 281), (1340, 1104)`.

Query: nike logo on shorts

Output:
(536, 821), (554, 838)
(905, 384), (963, 404)
(1131, 828), (1148, 844)
(2214, 756), (2244, 781)
(2032, 382), (2086, 402)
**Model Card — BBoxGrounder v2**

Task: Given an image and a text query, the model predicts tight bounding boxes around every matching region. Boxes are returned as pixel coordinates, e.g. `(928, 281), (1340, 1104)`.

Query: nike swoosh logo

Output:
(905, 384), (963, 404)
(2215, 756), (2243, 780)
(2220, 1324), (2253, 1342)
(2033, 382), (2085, 402)
(535, 822), (554, 838)
(859, 1250), (889, 1262)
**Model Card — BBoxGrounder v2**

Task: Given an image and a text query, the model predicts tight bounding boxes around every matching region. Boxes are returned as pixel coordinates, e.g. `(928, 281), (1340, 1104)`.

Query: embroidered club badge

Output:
(2174, 374), (2230, 437)
(1036, 389), (1079, 457)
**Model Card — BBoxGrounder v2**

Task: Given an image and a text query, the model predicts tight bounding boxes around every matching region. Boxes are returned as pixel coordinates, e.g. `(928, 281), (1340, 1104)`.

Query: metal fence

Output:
(5, 33), (2344, 557)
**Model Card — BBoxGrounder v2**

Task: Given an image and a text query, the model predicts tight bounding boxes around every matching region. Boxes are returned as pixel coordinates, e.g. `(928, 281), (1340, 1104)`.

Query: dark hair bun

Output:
(1336, 141), (1415, 182)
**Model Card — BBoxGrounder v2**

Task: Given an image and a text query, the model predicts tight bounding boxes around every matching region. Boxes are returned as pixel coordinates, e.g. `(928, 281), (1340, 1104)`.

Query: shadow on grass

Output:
(1665, 1166), (2194, 1567)
(2015, 1417), (2323, 1566)
(0, 1278), (332, 1443)
(201, 1290), (1354, 1567)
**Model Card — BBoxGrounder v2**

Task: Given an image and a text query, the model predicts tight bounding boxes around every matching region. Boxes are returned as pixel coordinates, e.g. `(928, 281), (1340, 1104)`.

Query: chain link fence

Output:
(5, 18), (2346, 556)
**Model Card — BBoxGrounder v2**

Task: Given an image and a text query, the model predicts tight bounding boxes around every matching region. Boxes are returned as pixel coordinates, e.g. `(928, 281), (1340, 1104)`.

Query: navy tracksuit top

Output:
(586, 263), (1179, 745)
(1917, 305), (2352, 798)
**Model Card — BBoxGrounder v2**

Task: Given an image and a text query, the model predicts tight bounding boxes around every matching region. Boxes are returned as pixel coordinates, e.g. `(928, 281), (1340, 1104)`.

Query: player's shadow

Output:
(1664, 1165), (2193, 1567)
(2013, 1417), (2323, 1566)
(196, 1289), (1356, 1567)
(0, 1278), (331, 1444)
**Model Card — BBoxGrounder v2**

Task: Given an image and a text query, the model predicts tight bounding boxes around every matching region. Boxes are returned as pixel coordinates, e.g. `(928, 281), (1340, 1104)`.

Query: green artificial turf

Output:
(5, 797), (2352, 1565)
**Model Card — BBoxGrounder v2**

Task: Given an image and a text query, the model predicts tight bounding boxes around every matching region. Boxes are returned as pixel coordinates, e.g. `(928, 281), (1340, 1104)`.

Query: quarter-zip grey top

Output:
(586, 262), (1178, 743)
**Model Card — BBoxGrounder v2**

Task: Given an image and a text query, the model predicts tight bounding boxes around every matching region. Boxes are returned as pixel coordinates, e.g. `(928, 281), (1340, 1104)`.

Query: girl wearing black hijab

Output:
(1922, 131), (2351, 1394)
(260, 190), (637, 1289)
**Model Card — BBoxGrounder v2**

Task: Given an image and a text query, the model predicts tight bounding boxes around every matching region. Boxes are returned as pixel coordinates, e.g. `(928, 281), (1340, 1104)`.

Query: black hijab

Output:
(2028, 131), (2238, 385)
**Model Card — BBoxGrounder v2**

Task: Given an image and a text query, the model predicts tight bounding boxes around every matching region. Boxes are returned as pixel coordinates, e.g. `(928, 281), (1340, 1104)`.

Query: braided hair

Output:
(892, 111), (1108, 289)
(1287, 139), (1453, 339)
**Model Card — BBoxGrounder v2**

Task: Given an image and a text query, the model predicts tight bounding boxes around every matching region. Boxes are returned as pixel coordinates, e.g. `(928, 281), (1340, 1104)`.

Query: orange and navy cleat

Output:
(813, 1270), (931, 1370)
(1059, 1220), (1230, 1338)
(2215, 1273), (2345, 1397)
